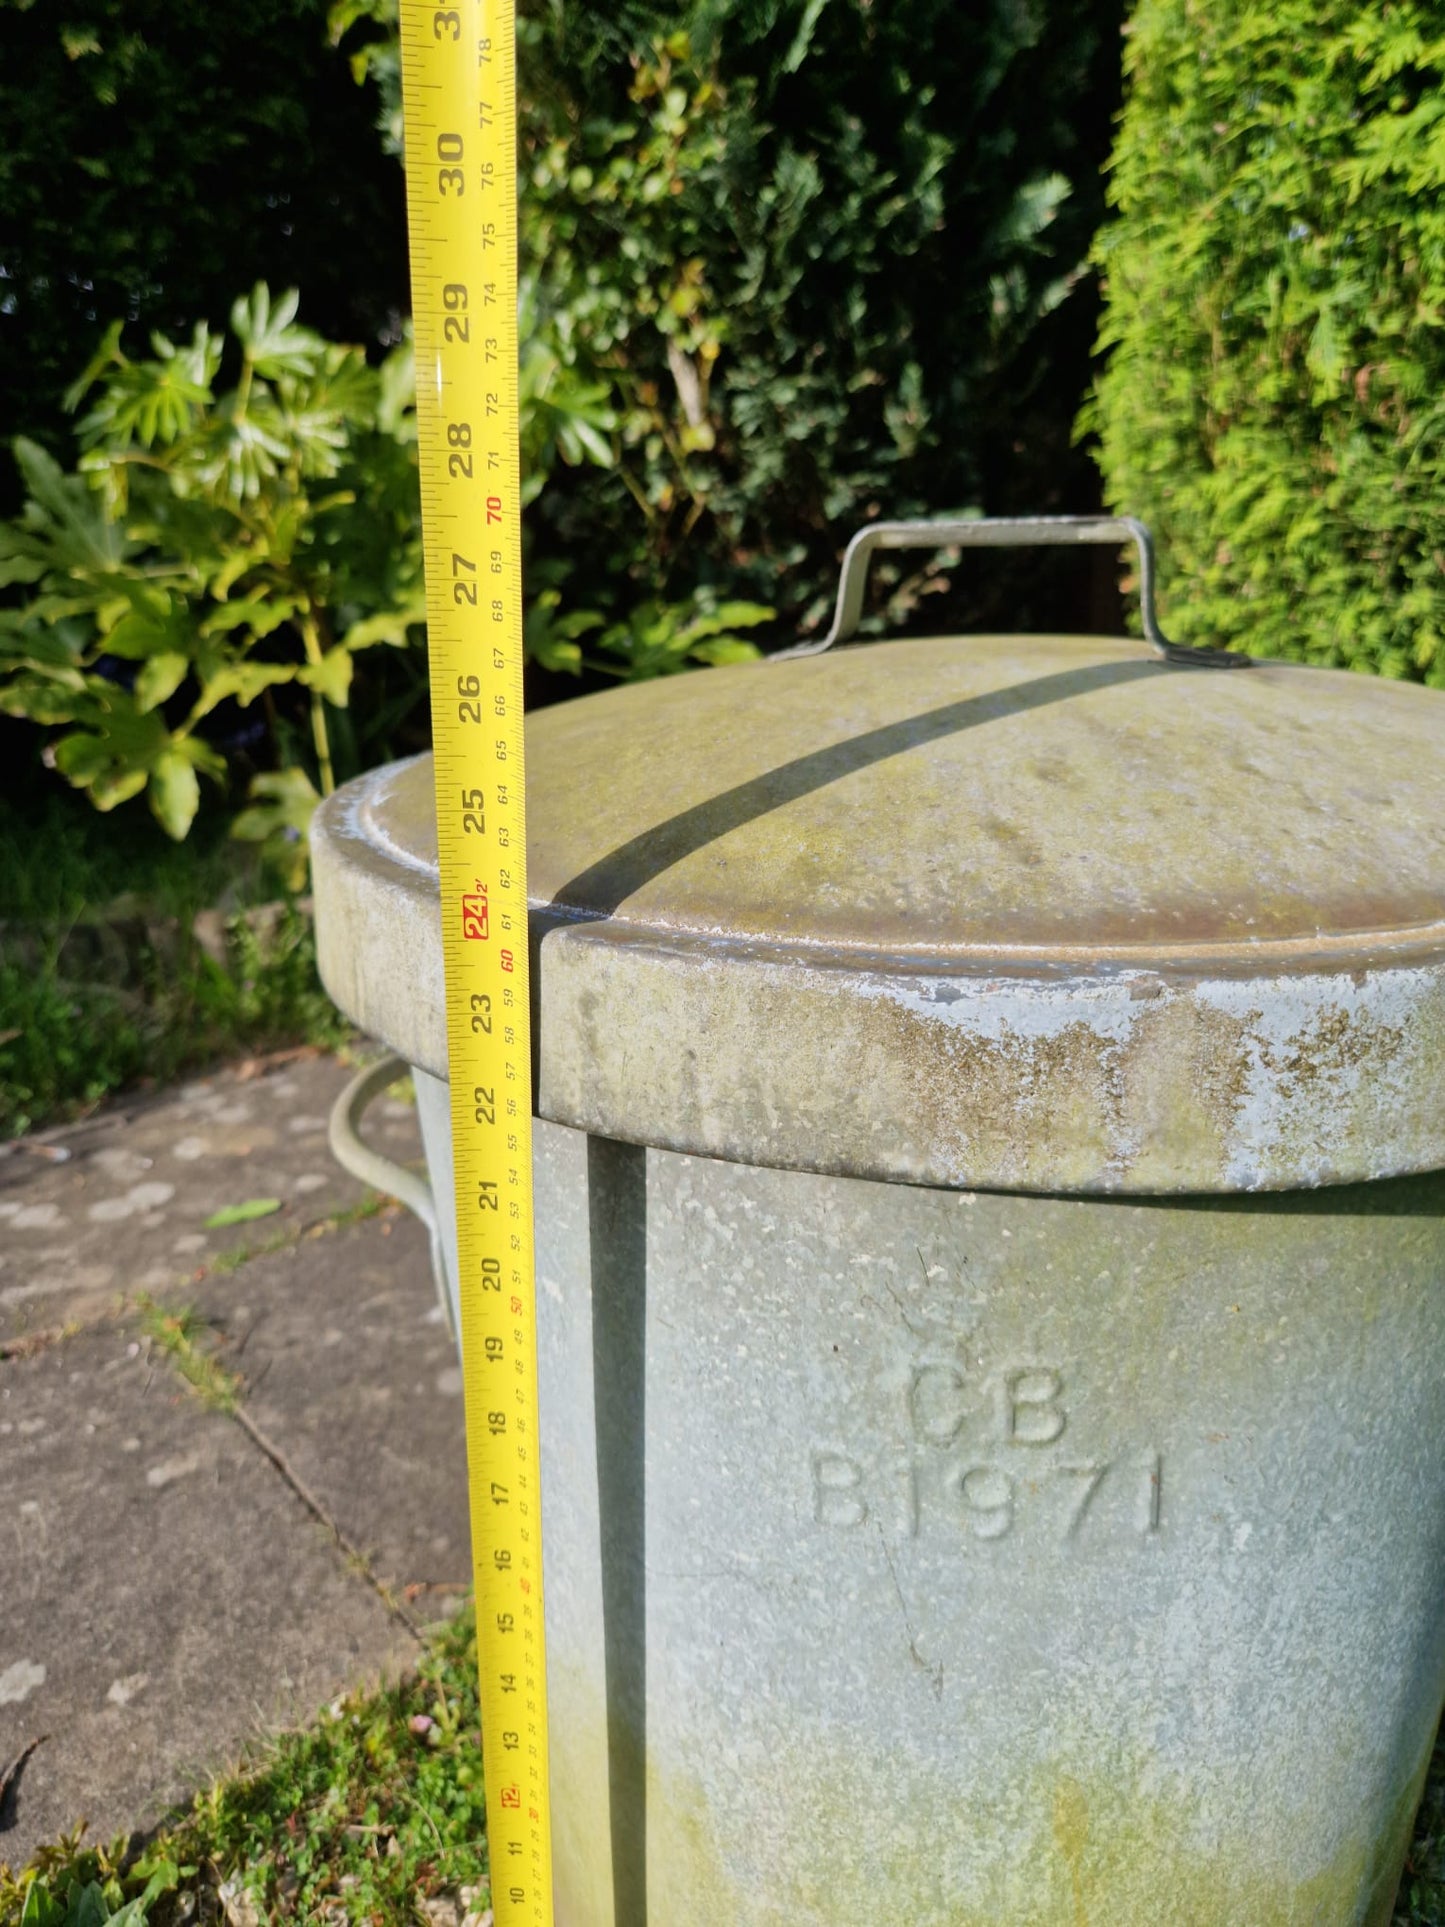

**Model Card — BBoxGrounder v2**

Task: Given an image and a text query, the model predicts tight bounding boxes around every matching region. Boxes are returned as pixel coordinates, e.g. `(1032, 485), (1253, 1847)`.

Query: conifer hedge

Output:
(1087, 0), (1445, 683)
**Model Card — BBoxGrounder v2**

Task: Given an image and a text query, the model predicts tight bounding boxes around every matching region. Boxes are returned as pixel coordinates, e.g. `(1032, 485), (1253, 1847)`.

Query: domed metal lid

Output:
(312, 529), (1445, 1194)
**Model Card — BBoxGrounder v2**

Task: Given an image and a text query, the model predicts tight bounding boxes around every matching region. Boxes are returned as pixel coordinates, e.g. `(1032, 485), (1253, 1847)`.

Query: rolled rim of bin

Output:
(311, 629), (1445, 1196)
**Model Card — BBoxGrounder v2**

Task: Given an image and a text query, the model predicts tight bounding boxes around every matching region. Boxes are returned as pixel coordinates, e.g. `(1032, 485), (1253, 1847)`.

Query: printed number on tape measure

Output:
(396, 0), (553, 1921)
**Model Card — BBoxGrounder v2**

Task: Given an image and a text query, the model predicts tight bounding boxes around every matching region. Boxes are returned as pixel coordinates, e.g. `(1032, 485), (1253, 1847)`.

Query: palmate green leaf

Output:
(519, 338), (618, 482)
(100, 583), (194, 660)
(297, 645), (354, 705)
(0, 672), (92, 725)
(76, 334), (218, 453)
(50, 687), (183, 816)
(268, 361), (362, 480)
(231, 284), (324, 382)
(156, 322), (224, 393)
(199, 406), (294, 503)
(6, 277), (435, 843)
(52, 711), (165, 781)
(595, 595), (774, 677)
(231, 765), (321, 889)
(8, 438), (129, 575)
(187, 659), (299, 724)
(134, 651), (190, 712)
(148, 749), (201, 839)
(339, 591), (426, 652)
(523, 588), (603, 674)
(298, 343), (379, 425)
(0, 611), (88, 675)
(198, 589), (304, 642)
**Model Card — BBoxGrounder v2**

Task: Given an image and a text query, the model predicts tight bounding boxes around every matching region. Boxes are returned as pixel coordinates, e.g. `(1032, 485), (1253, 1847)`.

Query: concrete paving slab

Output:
(0, 1321), (413, 1866)
(0, 1051), (425, 1342)
(171, 1213), (473, 1619)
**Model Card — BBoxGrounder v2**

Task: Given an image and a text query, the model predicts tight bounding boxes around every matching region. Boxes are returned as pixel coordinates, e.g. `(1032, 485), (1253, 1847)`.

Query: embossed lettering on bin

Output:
(312, 520), (1445, 1927)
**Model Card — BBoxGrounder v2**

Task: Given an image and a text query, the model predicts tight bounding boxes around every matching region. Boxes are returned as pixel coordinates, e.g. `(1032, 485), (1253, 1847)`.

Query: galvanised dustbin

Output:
(312, 520), (1445, 1926)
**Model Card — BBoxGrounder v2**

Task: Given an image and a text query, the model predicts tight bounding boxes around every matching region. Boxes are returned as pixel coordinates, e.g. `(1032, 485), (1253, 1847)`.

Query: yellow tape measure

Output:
(397, 3), (552, 1922)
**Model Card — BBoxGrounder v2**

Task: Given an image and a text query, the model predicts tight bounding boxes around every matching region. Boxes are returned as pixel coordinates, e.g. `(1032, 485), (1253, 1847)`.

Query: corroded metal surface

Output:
(313, 634), (1445, 1192)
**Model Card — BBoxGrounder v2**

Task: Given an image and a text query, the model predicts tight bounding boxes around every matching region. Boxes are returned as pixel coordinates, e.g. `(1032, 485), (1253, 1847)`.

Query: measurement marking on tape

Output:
(397, 3), (552, 1922)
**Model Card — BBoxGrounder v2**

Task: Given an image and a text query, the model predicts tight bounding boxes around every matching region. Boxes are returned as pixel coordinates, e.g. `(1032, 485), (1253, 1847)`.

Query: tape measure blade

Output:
(397, 1), (553, 1922)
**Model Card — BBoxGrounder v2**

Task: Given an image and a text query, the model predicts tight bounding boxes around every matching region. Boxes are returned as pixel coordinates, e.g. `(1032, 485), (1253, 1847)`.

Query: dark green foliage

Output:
(516, 0), (1126, 638)
(1087, 0), (1445, 682)
(1402, 1728), (1445, 1924)
(0, 902), (350, 1138)
(342, 0), (1125, 640)
(0, 280), (771, 852)
(0, 0), (407, 485)
(0, 964), (146, 1139)
(0, 789), (348, 1135)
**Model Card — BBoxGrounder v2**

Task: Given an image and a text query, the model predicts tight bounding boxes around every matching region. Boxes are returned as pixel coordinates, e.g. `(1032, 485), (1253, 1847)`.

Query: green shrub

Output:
(342, 0), (1124, 639)
(2, 0), (1129, 855)
(0, 0), (407, 482)
(1087, 0), (1445, 683)
(0, 282), (769, 850)
(0, 287), (425, 849)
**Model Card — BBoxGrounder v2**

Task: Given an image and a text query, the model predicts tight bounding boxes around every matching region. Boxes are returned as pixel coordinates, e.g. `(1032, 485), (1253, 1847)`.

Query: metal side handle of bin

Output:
(327, 1054), (455, 1346)
(773, 513), (1251, 668)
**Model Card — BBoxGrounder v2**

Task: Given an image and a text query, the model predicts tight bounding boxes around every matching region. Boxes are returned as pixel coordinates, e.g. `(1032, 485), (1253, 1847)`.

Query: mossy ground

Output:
(0, 1608), (490, 1926)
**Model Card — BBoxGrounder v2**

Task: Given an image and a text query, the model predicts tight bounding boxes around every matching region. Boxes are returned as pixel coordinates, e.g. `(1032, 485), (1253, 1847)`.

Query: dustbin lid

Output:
(311, 634), (1445, 1193)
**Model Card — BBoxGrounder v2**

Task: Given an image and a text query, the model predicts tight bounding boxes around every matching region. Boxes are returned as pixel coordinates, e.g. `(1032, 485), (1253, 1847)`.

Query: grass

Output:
(136, 1300), (244, 1416)
(0, 790), (242, 926)
(0, 789), (349, 1138)
(0, 1610), (491, 1925)
(199, 1194), (389, 1281)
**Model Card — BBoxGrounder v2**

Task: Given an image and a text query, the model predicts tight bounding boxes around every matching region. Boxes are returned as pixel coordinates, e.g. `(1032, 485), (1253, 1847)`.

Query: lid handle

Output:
(779, 515), (1249, 668)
